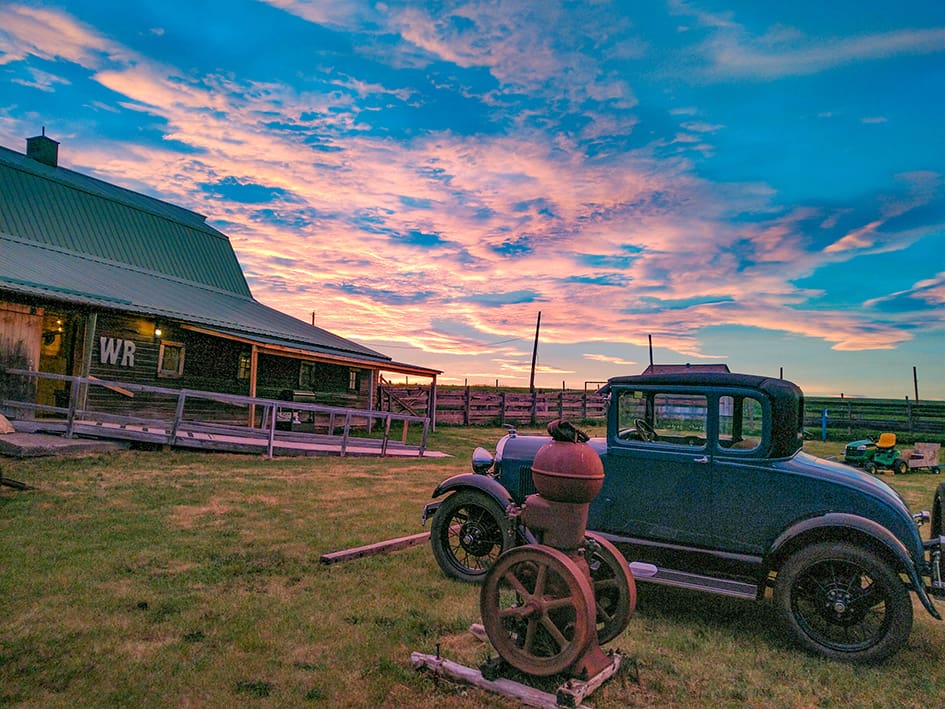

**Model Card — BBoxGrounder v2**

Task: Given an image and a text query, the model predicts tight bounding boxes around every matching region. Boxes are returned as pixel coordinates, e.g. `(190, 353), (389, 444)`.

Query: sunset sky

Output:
(2, 1), (943, 398)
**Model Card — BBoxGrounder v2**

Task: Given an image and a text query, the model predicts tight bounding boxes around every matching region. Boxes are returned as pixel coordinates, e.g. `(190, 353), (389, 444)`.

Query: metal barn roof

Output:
(0, 145), (250, 296)
(0, 234), (390, 362)
(0, 142), (438, 375)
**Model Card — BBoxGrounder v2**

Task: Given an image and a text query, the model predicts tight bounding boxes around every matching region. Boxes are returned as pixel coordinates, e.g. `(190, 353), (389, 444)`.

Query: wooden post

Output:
(77, 312), (96, 410)
(248, 345), (259, 427)
(341, 412), (352, 456)
(65, 376), (77, 439)
(169, 390), (187, 446)
(266, 402), (277, 458)
(529, 311), (541, 393)
(419, 418), (429, 456)
(500, 391), (506, 427)
(429, 375), (438, 432)
(464, 383), (471, 425)
(381, 414), (392, 456)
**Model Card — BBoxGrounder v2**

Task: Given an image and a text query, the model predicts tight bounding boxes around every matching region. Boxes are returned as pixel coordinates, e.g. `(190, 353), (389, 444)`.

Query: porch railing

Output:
(1, 368), (430, 458)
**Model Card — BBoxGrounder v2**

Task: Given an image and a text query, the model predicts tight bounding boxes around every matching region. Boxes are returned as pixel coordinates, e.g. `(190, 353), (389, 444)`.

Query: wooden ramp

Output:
(11, 418), (447, 458)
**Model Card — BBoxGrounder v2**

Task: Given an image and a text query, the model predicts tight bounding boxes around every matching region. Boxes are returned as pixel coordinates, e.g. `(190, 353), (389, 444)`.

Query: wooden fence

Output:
(380, 384), (945, 440)
(804, 397), (945, 440)
(381, 385), (607, 426)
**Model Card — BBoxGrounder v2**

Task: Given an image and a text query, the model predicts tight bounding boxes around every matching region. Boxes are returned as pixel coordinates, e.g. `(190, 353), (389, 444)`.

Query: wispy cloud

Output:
(670, 0), (945, 82)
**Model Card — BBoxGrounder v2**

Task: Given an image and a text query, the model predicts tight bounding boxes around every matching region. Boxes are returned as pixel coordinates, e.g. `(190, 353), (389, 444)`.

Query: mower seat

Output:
(876, 433), (897, 450)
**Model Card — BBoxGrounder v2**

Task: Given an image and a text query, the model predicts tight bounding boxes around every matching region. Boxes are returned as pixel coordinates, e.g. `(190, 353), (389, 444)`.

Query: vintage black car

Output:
(423, 372), (945, 662)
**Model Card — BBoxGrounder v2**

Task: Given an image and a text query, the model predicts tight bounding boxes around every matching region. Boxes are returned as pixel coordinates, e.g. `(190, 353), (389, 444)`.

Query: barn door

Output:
(0, 302), (42, 416)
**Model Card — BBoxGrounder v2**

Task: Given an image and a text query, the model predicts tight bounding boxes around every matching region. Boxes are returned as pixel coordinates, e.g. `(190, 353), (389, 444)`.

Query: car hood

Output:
(497, 434), (607, 463)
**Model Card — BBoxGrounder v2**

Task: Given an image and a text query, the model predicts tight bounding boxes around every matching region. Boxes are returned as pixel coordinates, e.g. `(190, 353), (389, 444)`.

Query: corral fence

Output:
(380, 384), (945, 441)
(804, 397), (945, 442)
(381, 384), (604, 426)
(379, 383), (608, 426)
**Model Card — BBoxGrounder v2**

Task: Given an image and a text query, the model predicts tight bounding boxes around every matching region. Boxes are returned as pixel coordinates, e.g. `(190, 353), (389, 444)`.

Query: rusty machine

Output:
(479, 420), (636, 681)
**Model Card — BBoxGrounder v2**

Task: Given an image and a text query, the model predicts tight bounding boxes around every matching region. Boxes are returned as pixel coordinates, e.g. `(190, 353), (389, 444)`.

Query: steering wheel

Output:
(634, 418), (656, 442)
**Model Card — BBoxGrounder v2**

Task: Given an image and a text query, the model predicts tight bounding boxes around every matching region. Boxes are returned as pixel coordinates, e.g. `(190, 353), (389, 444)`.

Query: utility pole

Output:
(648, 334), (653, 370)
(529, 311), (542, 393)
(914, 366), (919, 402)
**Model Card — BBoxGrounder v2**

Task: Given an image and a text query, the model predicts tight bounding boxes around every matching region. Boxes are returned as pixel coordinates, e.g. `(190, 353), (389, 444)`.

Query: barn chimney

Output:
(26, 127), (59, 167)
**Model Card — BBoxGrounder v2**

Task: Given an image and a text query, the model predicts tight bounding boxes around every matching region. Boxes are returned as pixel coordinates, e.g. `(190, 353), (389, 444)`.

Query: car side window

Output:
(616, 390), (707, 448)
(719, 395), (763, 451)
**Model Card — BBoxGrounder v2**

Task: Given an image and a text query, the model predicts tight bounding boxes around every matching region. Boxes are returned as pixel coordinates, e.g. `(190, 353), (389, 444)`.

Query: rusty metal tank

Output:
(530, 420), (604, 503)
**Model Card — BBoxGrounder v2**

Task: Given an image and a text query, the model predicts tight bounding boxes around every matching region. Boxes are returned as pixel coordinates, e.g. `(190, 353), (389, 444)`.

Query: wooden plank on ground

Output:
(319, 532), (430, 565)
(410, 652), (590, 709)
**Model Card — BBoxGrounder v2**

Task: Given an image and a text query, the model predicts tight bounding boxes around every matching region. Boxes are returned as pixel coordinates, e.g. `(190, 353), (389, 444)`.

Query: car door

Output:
(589, 387), (716, 554)
(709, 392), (789, 555)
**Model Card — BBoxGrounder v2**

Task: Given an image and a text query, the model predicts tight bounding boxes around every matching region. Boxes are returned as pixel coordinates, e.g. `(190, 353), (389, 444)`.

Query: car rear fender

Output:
(767, 512), (941, 620)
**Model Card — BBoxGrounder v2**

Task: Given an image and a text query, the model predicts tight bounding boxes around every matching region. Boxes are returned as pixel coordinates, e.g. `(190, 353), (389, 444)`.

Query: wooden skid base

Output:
(410, 650), (621, 709)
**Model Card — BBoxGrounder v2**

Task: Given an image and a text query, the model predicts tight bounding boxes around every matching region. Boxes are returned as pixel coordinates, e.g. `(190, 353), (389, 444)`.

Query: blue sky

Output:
(2, 1), (943, 398)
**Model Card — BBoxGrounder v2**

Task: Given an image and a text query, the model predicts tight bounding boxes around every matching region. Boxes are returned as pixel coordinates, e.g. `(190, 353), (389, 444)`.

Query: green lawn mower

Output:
(844, 433), (909, 475)
(844, 433), (942, 475)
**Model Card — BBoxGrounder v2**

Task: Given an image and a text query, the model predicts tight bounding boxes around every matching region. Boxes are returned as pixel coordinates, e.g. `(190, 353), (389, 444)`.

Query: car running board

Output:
(638, 565), (758, 600)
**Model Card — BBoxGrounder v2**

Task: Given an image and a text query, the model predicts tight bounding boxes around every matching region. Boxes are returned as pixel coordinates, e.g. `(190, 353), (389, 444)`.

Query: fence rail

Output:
(2, 369), (431, 457)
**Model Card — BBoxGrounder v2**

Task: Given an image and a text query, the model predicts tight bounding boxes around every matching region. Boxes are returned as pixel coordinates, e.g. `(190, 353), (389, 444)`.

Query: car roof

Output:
(605, 371), (784, 389)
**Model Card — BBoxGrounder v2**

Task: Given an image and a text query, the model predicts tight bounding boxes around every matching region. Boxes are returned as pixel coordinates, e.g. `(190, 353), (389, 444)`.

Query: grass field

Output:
(2, 428), (944, 708)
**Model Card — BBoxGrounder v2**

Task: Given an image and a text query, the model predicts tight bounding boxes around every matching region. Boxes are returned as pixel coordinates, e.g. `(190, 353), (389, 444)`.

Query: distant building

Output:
(0, 133), (439, 422)
(641, 364), (731, 375)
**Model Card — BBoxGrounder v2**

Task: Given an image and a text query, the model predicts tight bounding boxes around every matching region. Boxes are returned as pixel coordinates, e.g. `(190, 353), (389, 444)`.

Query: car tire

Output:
(894, 459), (909, 475)
(430, 490), (515, 584)
(932, 482), (945, 538)
(774, 542), (913, 663)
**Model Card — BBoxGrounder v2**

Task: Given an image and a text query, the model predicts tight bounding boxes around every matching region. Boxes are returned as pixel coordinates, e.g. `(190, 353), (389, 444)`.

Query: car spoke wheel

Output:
(430, 490), (514, 583)
(480, 546), (595, 676)
(584, 532), (636, 644)
(774, 542), (912, 662)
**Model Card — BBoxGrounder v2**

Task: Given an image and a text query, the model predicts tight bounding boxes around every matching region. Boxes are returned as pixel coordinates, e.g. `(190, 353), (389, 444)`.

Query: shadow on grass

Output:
(633, 582), (793, 651)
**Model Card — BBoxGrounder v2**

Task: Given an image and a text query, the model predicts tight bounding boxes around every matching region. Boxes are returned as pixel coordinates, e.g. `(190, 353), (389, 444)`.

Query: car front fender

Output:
(767, 512), (941, 620)
(422, 473), (517, 528)
(430, 473), (515, 507)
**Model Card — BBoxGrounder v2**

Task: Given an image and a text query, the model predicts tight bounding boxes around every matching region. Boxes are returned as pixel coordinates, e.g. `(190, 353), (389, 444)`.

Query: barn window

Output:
(299, 361), (315, 388)
(157, 341), (185, 378)
(348, 369), (360, 391)
(237, 351), (251, 380)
